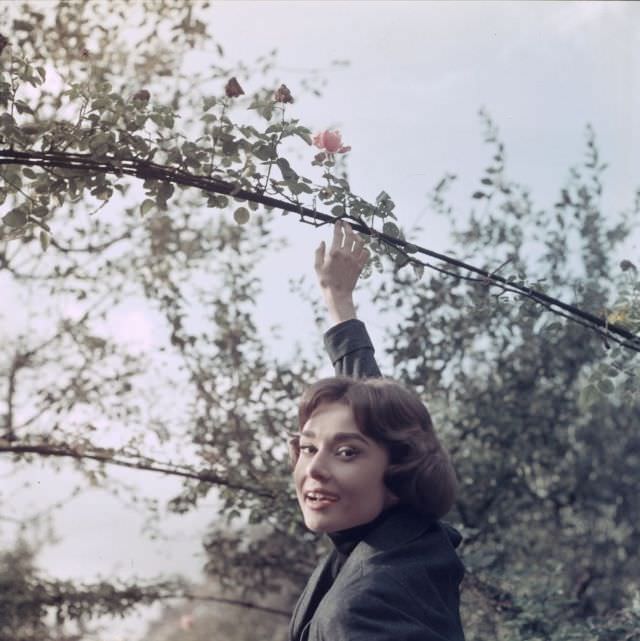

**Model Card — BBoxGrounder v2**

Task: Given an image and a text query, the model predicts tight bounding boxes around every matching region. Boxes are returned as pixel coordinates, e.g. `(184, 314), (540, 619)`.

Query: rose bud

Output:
(132, 89), (150, 103)
(225, 77), (245, 98)
(274, 83), (294, 104)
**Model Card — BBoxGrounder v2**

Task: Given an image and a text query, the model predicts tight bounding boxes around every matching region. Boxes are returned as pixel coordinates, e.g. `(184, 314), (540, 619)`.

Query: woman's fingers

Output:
(340, 221), (366, 253)
(357, 247), (370, 267)
(314, 241), (326, 272)
(331, 220), (344, 251)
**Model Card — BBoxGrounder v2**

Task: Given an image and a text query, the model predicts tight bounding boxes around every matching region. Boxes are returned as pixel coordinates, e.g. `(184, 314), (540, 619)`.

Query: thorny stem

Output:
(209, 99), (226, 175)
(0, 148), (639, 352)
(261, 103), (287, 195)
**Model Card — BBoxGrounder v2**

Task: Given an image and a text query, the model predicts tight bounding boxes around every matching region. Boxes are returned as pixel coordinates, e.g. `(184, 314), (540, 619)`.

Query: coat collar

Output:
(339, 504), (436, 571)
(288, 549), (335, 641)
(289, 506), (438, 641)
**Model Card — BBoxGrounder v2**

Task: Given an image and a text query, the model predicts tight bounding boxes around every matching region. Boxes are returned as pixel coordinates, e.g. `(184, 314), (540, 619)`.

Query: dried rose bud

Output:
(133, 89), (150, 103)
(225, 77), (244, 98)
(620, 259), (637, 273)
(0, 34), (8, 55)
(274, 83), (294, 104)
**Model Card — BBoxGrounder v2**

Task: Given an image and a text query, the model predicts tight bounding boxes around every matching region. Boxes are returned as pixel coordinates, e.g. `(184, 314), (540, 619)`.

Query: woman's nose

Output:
(307, 452), (330, 480)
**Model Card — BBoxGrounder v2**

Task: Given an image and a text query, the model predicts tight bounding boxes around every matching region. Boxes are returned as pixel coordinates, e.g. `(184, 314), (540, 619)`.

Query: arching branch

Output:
(1, 148), (638, 352)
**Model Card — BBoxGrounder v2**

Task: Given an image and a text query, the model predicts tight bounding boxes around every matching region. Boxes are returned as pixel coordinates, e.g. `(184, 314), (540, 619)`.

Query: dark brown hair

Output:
(294, 376), (458, 519)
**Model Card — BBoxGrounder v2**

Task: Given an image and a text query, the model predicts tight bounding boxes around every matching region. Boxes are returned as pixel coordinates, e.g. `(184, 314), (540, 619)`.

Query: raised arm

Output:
(314, 221), (382, 379)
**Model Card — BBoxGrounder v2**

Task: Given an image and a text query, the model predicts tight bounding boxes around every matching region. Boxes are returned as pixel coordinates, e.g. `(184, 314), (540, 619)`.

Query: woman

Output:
(288, 221), (466, 641)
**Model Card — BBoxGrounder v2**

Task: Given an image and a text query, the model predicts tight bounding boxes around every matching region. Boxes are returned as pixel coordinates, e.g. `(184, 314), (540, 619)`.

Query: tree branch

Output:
(157, 591), (290, 617)
(1, 148), (638, 352)
(0, 441), (274, 498)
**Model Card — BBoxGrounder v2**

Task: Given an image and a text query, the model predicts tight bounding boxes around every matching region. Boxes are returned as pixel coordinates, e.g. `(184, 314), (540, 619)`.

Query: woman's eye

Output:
(299, 444), (316, 455)
(336, 447), (359, 459)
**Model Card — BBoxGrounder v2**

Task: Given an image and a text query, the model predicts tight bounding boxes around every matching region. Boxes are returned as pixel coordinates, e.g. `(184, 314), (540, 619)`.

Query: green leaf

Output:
(2, 208), (27, 228)
(203, 96), (217, 112)
(140, 199), (155, 215)
(201, 113), (217, 124)
(13, 19), (34, 31)
(89, 132), (110, 153)
(31, 206), (48, 218)
(294, 127), (312, 145)
(383, 222), (400, 238)
(91, 98), (109, 110)
(14, 100), (34, 115)
(579, 384), (599, 407)
(94, 187), (113, 201)
(233, 206), (250, 225)
(596, 378), (614, 394)
(290, 181), (313, 194)
(277, 157), (298, 181)
(252, 143), (275, 161)
(158, 182), (174, 202)
(207, 195), (229, 208)
(376, 190), (391, 204)
(394, 252), (410, 269)
(39, 230), (50, 251)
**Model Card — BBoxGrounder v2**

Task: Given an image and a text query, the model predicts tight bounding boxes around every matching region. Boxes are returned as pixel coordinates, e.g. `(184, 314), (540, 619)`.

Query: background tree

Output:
(377, 116), (640, 639)
(1, 2), (639, 640)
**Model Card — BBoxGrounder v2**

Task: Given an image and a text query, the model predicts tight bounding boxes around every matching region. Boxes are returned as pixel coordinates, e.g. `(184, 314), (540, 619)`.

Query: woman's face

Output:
(294, 401), (396, 533)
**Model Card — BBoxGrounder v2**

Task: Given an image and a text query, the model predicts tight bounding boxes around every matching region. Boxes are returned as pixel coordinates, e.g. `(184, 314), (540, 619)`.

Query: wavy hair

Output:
(293, 376), (458, 519)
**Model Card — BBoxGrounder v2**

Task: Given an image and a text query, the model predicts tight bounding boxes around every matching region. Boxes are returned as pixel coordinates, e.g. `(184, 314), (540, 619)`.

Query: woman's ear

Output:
(383, 487), (399, 509)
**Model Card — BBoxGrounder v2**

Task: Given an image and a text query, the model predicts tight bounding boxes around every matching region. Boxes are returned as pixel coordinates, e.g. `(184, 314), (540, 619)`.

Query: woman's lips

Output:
(304, 491), (339, 509)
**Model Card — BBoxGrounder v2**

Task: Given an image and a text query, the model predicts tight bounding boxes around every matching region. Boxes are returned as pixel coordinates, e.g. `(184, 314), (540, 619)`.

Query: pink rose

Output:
(312, 130), (351, 154)
(179, 614), (194, 631)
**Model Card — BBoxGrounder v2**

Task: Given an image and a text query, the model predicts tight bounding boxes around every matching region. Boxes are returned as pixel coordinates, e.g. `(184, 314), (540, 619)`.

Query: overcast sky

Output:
(2, 2), (639, 639)
(213, 0), (640, 349)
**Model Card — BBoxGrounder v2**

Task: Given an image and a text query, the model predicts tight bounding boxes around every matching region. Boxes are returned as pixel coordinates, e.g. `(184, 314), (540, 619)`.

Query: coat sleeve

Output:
(323, 319), (382, 379)
(308, 571), (464, 641)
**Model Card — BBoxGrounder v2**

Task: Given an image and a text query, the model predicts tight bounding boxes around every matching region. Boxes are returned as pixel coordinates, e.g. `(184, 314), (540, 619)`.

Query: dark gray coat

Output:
(288, 319), (465, 641)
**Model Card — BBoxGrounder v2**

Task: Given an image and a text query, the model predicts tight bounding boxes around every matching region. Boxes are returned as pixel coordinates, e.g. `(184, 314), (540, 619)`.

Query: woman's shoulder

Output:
(311, 535), (465, 641)
(356, 506), (464, 562)
(333, 513), (465, 598)
(359, 524), (463, 588)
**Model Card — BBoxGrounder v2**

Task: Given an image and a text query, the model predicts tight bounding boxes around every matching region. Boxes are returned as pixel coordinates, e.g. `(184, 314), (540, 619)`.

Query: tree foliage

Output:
(0, 2), (639, 641)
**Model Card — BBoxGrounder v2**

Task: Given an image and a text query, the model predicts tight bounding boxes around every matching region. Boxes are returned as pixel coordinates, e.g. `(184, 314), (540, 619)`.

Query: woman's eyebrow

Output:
(300, 430), (370, 445)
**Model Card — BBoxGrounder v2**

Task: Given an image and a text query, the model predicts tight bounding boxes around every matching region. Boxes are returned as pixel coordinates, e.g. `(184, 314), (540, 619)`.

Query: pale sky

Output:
(213, 0), (640, 349)
(2, 2), (639, 639)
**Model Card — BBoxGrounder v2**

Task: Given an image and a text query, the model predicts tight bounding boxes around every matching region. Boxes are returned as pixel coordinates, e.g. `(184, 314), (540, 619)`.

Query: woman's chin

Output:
(303, 510), (338, 533)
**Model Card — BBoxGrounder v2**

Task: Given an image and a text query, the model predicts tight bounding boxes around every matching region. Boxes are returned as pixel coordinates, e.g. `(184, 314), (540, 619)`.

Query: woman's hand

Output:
(314, 220), (370, 325)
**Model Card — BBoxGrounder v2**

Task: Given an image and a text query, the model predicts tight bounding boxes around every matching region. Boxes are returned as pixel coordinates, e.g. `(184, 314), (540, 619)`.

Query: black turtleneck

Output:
(299, 505), (403, 635)
(328, 504), (403, 574)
